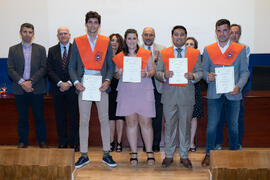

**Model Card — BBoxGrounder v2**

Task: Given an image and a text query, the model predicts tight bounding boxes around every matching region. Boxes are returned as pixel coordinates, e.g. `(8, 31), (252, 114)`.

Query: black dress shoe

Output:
(39, 142), (48, 148)
(17, 142), (28, 148)
(58, 144), (67, 148)
(152, 145), (160, 152)
(74, 145), (80, 152)
(70, 145), (80, 152)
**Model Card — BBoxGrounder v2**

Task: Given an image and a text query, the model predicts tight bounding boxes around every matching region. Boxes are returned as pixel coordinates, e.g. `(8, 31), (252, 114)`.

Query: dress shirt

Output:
(84, 35), (100, 75)
(173, 45), (186, 58)
(18, 42), (32, 84)
(57, 43), (72, 87)
(217, 40), (231, 54)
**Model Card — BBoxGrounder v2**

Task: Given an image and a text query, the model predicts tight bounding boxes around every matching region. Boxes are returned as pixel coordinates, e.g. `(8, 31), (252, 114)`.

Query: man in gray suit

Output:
(141, 27), (165, 152)
(156, 25), (203, 168)
(69, 11), (116, 168)
(7, 23), (48, 148)
(201, 19), (249, 167)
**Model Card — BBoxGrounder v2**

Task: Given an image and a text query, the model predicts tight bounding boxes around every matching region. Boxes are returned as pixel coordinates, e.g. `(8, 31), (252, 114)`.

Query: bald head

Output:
(57, 26), (70, 45)
(142, 27), (155, 46)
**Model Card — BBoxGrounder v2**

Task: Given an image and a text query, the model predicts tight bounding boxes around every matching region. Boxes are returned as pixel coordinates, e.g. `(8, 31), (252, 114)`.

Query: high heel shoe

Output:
(146, 152), (155, 165)
(130, 152), (138, 166)
(116, 142), (122, 152)
(110, 141), (115, 152)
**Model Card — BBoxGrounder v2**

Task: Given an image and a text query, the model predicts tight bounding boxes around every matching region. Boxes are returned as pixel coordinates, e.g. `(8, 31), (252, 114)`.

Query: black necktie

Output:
(176, 48), (182, 58)
(62, 46), (67, 69)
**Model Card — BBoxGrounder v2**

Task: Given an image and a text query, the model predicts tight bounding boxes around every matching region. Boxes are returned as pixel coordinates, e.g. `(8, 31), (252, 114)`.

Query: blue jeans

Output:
(206, 95), (240, 155)
(216, 89), (246, 145)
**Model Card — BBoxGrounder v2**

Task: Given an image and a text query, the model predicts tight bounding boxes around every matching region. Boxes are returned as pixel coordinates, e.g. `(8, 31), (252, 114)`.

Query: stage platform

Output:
(1, 146), (269, 179)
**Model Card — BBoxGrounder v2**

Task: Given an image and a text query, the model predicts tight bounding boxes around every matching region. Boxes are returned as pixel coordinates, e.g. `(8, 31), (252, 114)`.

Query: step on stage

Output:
(0, 146), (269, 180)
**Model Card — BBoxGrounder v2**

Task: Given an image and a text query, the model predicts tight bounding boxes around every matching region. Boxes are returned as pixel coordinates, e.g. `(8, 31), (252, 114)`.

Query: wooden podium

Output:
(210, 150), (270, 180)
(0, 148), (74, 180)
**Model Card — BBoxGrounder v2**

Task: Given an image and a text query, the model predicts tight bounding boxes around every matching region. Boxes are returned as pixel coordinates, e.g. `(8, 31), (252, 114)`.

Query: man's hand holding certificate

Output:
(82, 74), (102, 101)
(215, 66), (235, 94)
(123, 56), (141, 83)
(169, 58), (188, 84)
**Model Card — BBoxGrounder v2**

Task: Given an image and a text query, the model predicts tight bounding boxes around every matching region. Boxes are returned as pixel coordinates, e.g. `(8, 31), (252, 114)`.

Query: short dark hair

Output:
(123, 29), (139, 56)
(109, 33), (124, 54)
(215, 19), (230, 29)
(85, 11), (101, 24)
(231, 24), (242, 35)
(171, 25), (187, 36)
(20, 23), (34, 32)
(186, 37), (198, 49)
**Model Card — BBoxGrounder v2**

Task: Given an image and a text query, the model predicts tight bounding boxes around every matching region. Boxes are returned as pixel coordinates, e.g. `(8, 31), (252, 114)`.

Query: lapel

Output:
(17, 43), (25, 69)
(56, 43), (62, 63)
(30, 43), (37, 76)
(67, 43), (72, 63)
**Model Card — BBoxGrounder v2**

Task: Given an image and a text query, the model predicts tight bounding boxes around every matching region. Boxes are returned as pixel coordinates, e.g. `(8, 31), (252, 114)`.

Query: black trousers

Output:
(152, 88), (163, 146)
(52, 88), (79, 146)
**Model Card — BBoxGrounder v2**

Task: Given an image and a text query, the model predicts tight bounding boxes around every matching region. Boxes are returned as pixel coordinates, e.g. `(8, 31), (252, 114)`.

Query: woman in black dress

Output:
(109, 33), (125, 152)
(185, 37), (204, 152)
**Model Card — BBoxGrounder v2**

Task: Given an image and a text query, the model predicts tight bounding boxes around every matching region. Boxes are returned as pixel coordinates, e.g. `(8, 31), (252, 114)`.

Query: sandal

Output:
(130, 152), (138, 166)
(146, 152), (155, 165)
(189, 147), (196, 152)
(110, 141), (115, 152)
(116, 142), (122, 152)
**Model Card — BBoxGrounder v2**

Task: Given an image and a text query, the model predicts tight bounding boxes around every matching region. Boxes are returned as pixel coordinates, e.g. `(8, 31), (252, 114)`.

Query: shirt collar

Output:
(218, 40), (231, 49)
(144, 44), (154, 51)
(87, 34), (98, 43)
(173, 45), (185, 51)
(21, 42), (32, 48)
(60, 42), (70, 49)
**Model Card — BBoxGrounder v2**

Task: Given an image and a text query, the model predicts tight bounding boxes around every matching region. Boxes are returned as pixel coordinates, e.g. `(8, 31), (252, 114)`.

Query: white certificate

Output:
(169, 58), (188, 84)
(123, 56), (141, 83)
(82, 74), (102, 101)
(215, 66), (235, 94)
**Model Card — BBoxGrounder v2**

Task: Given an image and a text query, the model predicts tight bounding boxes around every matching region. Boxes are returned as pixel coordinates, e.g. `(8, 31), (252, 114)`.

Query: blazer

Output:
(141, 43), (166, 94)
(68, 36), (115, 94)
(47, 43), (73, 94)
(7, 43), (47, 95)
(202, 43), (250, 100)
(156, 47), (203, 106)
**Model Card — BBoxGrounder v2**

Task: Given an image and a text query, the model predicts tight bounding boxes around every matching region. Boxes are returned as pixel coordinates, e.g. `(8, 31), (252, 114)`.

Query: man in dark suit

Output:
(141, 27), (165, 152)
(47, 26), (79, 152)
(7, 23), (48, 148)
(69, 11), (117, 168)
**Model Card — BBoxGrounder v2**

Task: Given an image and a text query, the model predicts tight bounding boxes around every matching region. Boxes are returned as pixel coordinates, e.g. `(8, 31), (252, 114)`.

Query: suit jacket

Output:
(47, 43), (73, 94)
(203, 43), (250, 100)
(141, 43), (166, 94)
(156, 47), (203, 106)
(68, 36), (115, 94)
(7, 43), (47, 95)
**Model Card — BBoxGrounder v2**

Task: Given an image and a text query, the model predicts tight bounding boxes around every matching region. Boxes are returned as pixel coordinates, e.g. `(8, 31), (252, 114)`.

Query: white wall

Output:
(0, 0), (269, 57)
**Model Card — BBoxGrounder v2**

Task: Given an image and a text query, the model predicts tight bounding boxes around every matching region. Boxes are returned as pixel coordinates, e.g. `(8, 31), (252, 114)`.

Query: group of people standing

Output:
(7, 10), (249, 169)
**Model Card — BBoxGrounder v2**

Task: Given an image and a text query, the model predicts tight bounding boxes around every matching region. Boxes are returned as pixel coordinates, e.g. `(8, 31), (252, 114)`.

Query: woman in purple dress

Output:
(113, 29), (156, 166)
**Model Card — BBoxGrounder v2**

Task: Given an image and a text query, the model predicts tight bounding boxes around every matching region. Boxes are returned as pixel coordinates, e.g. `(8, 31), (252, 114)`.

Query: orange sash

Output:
(112, 48), (152, 70)
(161, 47), (200, 87)
(75, 34), (109, 70)
(206, 42), (244, 66)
